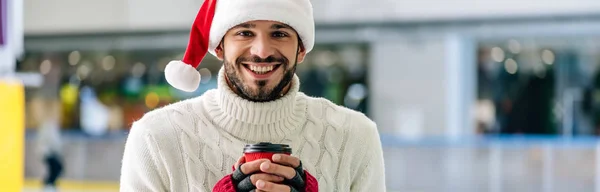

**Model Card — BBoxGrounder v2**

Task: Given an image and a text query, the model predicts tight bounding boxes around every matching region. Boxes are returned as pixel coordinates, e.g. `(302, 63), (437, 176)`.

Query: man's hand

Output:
(235, 154), (306, 192)
(253, 154), (305, 192)
(233, 156), (285, 191)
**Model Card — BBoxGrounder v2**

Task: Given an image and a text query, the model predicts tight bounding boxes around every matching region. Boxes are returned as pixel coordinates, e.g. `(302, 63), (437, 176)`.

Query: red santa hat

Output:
(164, 0), (315, 92)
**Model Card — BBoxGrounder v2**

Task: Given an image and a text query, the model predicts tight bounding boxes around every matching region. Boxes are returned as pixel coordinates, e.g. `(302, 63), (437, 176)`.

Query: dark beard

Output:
(224, 54), (297, 102)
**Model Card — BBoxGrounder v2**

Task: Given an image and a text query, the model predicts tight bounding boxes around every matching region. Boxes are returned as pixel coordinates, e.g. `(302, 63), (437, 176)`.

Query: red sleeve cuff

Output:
(304, 170), (319, 192)
(212, 174), (236, 192)
(214, 170), (318, 192)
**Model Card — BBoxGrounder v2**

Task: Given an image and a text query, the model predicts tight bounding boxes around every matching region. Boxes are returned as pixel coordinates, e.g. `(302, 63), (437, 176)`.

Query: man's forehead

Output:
(231, 21), (293, 30)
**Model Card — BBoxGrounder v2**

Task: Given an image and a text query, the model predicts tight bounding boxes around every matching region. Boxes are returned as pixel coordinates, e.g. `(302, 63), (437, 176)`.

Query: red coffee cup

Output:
(243, 142), (292, 162)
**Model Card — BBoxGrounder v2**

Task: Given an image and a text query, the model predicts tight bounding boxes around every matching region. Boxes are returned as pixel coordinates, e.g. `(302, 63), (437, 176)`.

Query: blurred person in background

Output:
(503, 69), (557, 134)
(37, 100), (64, 192)
(119, 0), (386, 191)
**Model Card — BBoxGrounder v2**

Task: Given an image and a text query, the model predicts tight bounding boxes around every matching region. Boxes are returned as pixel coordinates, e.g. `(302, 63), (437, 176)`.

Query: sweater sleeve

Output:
(212, 174), (236, 192)
(304, 170), (319, 192)
(120, 121), (170, 192)
(350, 120), (387, 192)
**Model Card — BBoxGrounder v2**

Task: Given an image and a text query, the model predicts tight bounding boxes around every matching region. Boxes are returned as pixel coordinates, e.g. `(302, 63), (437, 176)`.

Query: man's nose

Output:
(250, 36), (275, 59)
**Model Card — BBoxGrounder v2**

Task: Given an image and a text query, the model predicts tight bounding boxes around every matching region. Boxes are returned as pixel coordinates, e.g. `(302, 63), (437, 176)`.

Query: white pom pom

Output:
(164, 60), (201, 92)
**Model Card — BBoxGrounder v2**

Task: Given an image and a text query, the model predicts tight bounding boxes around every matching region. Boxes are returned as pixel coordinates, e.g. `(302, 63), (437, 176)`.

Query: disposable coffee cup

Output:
(243, 142), (292, 162)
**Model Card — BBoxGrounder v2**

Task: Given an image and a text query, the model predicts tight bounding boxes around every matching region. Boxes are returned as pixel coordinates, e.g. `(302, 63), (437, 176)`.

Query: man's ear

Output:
(215, 43), (224, 61)
(296, 44), (307, 64)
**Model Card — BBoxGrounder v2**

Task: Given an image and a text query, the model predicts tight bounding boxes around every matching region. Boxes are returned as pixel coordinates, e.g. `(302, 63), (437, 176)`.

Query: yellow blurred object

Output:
(24, 179), (119, 191)
(60, 84), (79, 128)
(0, 79), (24, 192)
(60, 83), (78, 106)
(145, 92), (160, 109)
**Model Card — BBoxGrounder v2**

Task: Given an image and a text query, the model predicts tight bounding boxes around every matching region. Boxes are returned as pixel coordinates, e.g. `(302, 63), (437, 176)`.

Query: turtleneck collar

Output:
(202, 66), (308, 142)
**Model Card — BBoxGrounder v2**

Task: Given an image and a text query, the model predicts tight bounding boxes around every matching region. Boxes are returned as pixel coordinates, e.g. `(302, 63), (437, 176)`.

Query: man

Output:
(37, 100), (63, 192)
(120, 0), (386, 191)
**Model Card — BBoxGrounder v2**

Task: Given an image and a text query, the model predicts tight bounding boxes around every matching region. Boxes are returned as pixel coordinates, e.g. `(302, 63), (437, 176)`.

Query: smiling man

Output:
(222, 22), (299, 103)
(119, 0), (386, 191)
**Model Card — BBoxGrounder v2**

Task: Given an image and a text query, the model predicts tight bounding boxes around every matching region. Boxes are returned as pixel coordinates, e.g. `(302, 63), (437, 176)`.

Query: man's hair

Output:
(297, 36), (305, 52)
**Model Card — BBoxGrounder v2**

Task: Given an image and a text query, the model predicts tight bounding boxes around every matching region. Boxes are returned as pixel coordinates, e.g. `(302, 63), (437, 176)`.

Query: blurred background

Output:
(3, 0), (600, 191)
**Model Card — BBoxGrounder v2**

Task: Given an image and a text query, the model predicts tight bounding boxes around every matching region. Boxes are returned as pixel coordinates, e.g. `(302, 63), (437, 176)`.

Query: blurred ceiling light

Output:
(68, 51), (81, 66)
(158, 57), (171, 72)
(77, 62), (92, 80)
(504, 58), (518, 74)
(132, 62), (147, 78)
(199, 68), (212, 84)
(508, 39), (521, 54)
(491, 47), (505, 62)
(542, 49), (555, 65)
(40, 60), (52, 75)
(102, 55), (116, 71)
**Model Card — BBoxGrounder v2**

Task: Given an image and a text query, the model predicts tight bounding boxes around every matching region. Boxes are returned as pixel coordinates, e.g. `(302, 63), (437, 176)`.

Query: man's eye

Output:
(237, 31), (253, 36)
(272, 31), (288, 37)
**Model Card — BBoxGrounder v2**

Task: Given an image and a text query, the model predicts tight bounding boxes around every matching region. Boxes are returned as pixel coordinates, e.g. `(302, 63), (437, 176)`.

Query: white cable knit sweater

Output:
(120, 67), (386, 192)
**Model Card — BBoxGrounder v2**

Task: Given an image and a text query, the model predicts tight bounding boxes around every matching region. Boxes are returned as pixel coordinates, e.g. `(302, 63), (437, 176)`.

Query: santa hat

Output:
(164, 0), (315, 92)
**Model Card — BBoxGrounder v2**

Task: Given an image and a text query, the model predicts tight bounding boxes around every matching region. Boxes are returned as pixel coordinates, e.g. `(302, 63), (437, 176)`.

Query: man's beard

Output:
(224, 54), (297, 102)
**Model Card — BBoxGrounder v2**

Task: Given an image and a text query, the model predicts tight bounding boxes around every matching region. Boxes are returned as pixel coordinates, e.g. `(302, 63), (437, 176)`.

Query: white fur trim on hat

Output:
(207, 0), (315, 57)
(164, 61), (201, 92)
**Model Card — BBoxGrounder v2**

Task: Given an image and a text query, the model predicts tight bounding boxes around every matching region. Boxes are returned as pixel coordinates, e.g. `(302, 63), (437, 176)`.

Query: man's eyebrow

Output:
(232, 23), (256, 29)
(271, 24), (292, 30)
(229, 23), (292, 30)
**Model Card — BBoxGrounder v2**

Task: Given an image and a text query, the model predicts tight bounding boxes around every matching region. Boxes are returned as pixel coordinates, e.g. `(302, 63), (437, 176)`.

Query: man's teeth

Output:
(249, 65), (274, 74)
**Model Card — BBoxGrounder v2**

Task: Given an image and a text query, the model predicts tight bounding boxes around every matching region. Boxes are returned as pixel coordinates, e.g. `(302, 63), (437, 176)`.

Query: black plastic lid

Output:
(243, 142), (292, 154)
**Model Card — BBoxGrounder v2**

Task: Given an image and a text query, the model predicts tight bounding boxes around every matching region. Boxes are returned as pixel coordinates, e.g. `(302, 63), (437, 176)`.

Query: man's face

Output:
(216, 20), (306, 102)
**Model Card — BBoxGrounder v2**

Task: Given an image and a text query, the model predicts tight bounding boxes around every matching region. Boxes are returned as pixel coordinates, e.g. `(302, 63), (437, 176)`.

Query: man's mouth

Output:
(243, 64), (282, 75)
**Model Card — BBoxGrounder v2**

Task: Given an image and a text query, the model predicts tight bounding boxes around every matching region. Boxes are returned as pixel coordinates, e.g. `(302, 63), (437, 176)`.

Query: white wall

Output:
(369, 32), (476, 138)
(315, 0), (600, 23)
(370, 36), (446, 137)
(25, 0), (127, 34)
(24, 0), (200, 34)
(24, 0), (600, 34)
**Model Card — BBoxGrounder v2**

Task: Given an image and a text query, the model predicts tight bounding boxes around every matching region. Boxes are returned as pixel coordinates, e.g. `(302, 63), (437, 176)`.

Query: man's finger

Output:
(237, 173), (283, 191)
(234, 156), (246, 169)
(256, 180), (291, 192)
(236, 175), (255, 191)
(272, 154), (300, 168)
(250, 173), (284, 185)
(260, 161), (296, 179)
(285, 171), (305, 189)
(241, 159), (271, 175)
